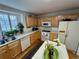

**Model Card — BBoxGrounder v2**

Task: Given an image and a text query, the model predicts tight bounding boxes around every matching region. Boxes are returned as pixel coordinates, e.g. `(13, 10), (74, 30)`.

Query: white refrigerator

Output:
(58, 21), (79, 55)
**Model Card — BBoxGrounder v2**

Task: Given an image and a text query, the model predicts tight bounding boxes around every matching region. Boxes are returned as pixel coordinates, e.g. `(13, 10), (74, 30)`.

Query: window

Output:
(10, 15), (17, 29)
(0, 14), (10, 31)
(0, 12), (20, 32)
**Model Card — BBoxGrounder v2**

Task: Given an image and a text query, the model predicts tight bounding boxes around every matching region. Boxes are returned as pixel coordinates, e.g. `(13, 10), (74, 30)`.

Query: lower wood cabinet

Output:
(50, 32), (57, 41)
(0, 46), (11, 59)
(0, 31), (41, 59)
(8, 40), (21, 58)
(30, 31), (41, 44)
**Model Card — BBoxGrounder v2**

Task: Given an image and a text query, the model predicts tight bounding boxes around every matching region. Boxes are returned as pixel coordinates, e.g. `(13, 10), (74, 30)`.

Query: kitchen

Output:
(0, 0), (79, 59)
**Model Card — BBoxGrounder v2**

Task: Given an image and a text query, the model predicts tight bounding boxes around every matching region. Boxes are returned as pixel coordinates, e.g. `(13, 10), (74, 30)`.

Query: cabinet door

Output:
(65, 21), (79, 51)
(21, 35), (30, 51)
(30, 31), (41, 44)
(26, 16), (34, 27)
(38, 18), (42, 26)
(50, 32), (57, 41)
(0, 46), (11, 59)
(41, 17), (52, 24)
(8, 40), (21, 58)
(63, 14), (78, 20)
(33, 17), (38, 26)
(51, 16), (59, 27)
(26, 16), (38, 27)
(35, 31), (41, 40)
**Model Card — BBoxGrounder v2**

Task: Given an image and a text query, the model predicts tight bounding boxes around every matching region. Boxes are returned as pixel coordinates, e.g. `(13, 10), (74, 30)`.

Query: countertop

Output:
(38, 27), (58, 33)
(32, 40), (69, 59)
(0, 30), (38, 47)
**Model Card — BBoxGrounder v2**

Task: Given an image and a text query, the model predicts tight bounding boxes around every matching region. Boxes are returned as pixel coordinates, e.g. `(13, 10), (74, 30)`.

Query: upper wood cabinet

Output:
(0, 46), (11, 59)
(38, 16), (52, 26)
(41, 17), (52, 24)
(38, 17), (42, 26)
(38, 14), (79, 27)
(26, 16), (33, 27)
(63, 14), (79, 20)
(30, 31), (41, 44)
(38, 16), (59, 27)
(8, 40), (21, 58)
(26, 16), (38, 27)
(51, 16), (59, 27)
(41, 17), (52, 22)
(33, 17), (38, 26)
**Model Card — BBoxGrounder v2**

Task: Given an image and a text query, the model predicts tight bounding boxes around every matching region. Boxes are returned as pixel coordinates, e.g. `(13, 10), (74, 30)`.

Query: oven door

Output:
(41, 31), (50, 41)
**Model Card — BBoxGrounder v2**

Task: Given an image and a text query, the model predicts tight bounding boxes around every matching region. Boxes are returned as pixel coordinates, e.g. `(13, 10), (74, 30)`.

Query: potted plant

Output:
(17, 22), (24, 34)
(4, 29), (18, 40)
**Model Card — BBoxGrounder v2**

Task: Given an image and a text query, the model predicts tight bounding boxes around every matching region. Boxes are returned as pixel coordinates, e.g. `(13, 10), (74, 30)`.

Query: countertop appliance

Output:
(42, 22), (51, 27)
(32, 27), (38, 31)
(58, 21), (79, 55)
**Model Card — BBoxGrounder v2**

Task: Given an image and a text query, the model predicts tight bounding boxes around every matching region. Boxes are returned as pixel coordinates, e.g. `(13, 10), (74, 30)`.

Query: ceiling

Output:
(0, 0), (79, 14)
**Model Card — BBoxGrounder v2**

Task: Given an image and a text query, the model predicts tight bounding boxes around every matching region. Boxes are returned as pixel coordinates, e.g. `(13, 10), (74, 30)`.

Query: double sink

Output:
(0, 36), (16, 45)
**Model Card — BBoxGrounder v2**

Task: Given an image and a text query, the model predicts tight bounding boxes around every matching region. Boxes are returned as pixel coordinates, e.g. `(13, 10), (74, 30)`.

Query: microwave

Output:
(42, 22), (51, 27)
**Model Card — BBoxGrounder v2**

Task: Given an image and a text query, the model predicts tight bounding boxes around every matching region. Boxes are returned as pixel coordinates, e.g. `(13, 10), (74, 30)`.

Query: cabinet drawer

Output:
(8, 40), (19, 47)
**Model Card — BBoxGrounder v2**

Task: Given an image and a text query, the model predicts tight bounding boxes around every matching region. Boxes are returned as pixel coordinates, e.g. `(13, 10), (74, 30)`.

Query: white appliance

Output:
(58, 21), (68, 43)
(76, 43), (79, 56)
(21, 36), (30, 51)
(58, 21), (79, 55)
(42, 22), (51, 27)
(41, 30), (50, 41)
(41, 22), (51, 41)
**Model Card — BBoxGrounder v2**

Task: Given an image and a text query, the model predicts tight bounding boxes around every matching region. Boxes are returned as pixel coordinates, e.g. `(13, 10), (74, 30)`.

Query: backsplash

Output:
(38, 26), (58, 33)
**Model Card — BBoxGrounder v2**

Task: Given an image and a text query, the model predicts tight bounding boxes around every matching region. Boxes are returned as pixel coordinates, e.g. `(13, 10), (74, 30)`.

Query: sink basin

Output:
(0, 40), (5, 45)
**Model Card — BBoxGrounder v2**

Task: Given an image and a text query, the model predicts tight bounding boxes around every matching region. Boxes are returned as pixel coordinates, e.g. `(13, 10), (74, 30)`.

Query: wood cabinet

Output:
(38, 17), (44, 26)
(41, 17), (52, 22)
(0, 46), (11, 59)
(26, 16), (38, 27)
(41, 17), (52, 24)
(51, 16), (59, 27)
(33, 17), (38, 26)
(50, 32), (57, 41)
(30, 31), (41, 44)
(38, 14), (79, 27)
(63, 14), (79, 20)
(38, 17), (42, 26)
(38, 16), (59, 27)
(21, 35), (30, 51)
(26, 16), (33, 27)
(8, 40), (21, 58)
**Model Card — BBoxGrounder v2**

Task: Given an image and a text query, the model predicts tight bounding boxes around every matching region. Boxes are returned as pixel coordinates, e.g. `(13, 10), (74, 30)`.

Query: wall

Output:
(39, 8), (79, 16)
(0, 4), (34, 32)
